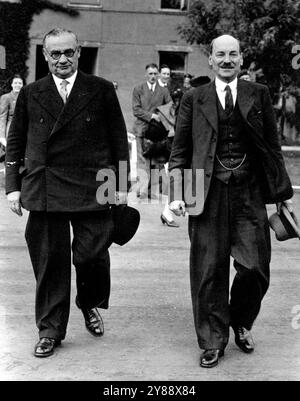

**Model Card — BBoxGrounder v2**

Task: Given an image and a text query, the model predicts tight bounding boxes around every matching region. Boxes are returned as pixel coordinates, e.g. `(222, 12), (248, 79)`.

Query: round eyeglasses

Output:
(45, 48), (77, 60)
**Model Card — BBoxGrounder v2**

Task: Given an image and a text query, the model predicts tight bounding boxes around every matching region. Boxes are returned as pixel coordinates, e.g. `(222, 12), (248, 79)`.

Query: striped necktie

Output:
(59, 80), (69, 104)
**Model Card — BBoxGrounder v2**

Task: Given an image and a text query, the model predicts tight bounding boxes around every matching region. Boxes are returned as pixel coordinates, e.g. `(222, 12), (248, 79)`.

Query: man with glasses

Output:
(5, 28), (130, 357)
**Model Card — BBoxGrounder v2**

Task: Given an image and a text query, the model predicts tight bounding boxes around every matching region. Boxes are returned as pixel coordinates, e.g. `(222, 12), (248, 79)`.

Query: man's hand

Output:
(151, 113), (160, 123)
(7, 191), (22, 216)
(0, 137), (7, 147)
(115, 191), (128, 205)
(276, 199), (293, 215)
(169, 200), (186, 217)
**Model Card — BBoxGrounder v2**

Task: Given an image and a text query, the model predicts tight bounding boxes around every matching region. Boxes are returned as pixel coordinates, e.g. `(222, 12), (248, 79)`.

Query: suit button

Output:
(40, 117), (44, 123)
(86, 116), (91, 122)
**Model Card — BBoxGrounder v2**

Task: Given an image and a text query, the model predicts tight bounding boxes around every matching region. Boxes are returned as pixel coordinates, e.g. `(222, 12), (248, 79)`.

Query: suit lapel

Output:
(237, 80), (255, 123)
(50, 70), (100, 136)
(196, 81), (218, 134)
(33, 74), (63, 121)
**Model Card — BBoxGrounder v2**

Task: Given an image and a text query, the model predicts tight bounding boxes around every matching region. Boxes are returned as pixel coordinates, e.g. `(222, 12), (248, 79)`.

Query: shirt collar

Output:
(215, 76), (237, 92)
(158, 79), (167, 87)
(52, 70), (78, 88)
(147, 81), (156, 90)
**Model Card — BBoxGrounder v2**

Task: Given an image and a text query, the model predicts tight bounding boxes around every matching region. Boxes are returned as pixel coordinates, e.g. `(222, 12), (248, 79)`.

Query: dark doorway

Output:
(35, 45), (98, 80)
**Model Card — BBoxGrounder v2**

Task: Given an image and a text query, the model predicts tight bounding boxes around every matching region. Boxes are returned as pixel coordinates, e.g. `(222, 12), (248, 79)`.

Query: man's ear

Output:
(42, 48), (48, 63)
(77, 45), (81, 59)
(208, 55), (213, 68)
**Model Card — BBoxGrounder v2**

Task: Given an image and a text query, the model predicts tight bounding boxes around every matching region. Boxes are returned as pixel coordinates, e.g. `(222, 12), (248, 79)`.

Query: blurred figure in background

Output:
(158, 64), (171, 89)
(237, 70), (251, 81)
(0, 74), (24, 164)
(183, 73), (193, 92)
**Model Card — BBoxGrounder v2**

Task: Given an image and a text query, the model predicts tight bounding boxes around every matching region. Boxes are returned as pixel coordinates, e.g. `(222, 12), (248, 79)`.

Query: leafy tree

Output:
(178, 0), (300, 97)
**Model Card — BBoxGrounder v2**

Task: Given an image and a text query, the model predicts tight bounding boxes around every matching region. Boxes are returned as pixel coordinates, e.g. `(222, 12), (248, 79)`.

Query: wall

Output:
(27, 0), (212, 128)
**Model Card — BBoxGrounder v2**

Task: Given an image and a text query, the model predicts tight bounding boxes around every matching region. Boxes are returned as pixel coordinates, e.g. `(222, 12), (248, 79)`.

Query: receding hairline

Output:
(209, 35), (241, 54)
(43, 28), (78, 48)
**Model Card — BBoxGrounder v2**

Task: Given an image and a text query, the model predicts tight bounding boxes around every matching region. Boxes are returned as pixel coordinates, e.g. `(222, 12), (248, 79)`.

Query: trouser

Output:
(188, 174), (271, 350)
(25, 210), (114, 340)
(135, 136), (164, 198)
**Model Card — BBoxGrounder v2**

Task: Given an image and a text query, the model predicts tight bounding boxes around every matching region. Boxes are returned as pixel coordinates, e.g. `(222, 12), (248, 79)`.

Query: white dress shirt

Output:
(52, 70), (78, 98)
(158, 79), (168, 88)
(147, 81), (157, 92)
(215, 77), (237, 110)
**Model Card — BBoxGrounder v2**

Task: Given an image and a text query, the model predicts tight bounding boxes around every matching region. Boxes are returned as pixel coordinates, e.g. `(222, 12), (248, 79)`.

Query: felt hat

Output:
(112, 205), (140, 246)
(269, 205), (300, 241)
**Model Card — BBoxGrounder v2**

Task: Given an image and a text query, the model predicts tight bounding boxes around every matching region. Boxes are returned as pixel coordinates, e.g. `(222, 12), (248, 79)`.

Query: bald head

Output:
(210, 35), (241, 55)
(208, 34), (243, 83)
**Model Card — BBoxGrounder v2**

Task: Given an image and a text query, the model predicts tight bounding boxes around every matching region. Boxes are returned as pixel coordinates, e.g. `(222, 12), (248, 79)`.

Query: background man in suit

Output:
(5, 28), (130, 357)
(169, 34), (293, 368)
(132, 63), (171, 198)
(158, 64), (171, 88)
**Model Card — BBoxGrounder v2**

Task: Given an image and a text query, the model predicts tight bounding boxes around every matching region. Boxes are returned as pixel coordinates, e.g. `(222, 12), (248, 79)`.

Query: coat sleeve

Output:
(5, 87), (28, 194)
(168, 90), (193, 202)
(0, 94), (9, 139)
(104, 82), (130, 192)
(252, 85), (293, 202)
(169, 90), (193, 172)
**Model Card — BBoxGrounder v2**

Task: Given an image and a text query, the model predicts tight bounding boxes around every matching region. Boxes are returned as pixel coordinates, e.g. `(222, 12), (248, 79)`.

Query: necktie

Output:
(225, 85), (234, 115)
(59, 80), (69, 104)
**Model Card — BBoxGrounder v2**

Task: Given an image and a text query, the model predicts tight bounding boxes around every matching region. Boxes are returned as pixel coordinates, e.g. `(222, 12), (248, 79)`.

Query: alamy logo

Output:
(291, 305), (300, 330)
(95, 162), (205, 215)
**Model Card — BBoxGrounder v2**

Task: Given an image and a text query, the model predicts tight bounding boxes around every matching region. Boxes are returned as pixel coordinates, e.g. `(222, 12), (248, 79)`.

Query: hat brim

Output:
(281, 205), (300, 239)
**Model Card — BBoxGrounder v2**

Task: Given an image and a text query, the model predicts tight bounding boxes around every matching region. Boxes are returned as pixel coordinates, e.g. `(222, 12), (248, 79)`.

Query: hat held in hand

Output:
(269, 204), (300, 241)
(112, 205), (140, 246)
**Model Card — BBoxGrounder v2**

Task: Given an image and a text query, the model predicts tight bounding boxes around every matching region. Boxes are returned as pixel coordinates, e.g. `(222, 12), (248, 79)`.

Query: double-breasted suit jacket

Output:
(169, 79), (293, 212)
(5, 70), (130, 211)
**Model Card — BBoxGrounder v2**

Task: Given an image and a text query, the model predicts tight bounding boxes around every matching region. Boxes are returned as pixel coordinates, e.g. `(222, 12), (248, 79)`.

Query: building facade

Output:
(26, 0), (212, 128)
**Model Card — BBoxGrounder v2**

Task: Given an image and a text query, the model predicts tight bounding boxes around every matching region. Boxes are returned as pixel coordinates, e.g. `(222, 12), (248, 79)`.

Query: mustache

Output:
(220, 63), (235, 68)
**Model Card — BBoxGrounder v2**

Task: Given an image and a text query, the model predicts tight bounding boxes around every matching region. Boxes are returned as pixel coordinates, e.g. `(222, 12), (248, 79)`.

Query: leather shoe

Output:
(160, 214), (179, 228)
(34, 337), (61, 358)
(232, 326), (254, 353)
(200, 349), (224, 368)
(76, 296), (104, 337)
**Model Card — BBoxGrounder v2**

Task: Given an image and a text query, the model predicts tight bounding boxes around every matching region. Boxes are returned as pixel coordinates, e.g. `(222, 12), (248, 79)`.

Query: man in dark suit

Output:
(5, 28), (130, 357)
(169, 34), (293, 368)
(132, 63), (171, 198)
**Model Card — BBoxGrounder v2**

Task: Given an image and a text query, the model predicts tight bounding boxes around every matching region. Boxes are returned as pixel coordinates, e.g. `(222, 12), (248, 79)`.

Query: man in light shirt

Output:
(5, 28), (130, 357)
(158, 64), (171, 88)
(168, 34), (293, 368)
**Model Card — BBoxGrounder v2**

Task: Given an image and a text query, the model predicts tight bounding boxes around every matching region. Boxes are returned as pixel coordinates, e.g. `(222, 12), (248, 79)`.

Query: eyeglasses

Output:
(45, 48), (77, 60)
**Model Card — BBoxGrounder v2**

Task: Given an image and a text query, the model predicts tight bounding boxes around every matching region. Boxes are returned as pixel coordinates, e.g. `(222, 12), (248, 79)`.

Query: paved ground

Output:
(0, 172), (300, 382)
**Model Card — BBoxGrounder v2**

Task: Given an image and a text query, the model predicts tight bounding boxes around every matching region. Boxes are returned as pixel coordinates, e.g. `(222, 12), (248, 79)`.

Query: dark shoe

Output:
(34, 337), (61, 358)
(200, 349), (224, 368)
(160, 214), (179, 228)
(76, 296), (104, 337)
(233, 326), (254, 353)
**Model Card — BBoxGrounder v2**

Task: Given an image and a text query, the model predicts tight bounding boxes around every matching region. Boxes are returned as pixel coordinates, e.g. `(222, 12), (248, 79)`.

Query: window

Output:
(159, 51), (187, 88)
(161, 0), (187, 10)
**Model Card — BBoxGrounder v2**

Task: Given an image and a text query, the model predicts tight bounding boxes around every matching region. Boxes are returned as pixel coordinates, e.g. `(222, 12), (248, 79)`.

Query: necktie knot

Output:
(59, 80), (69, 104)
